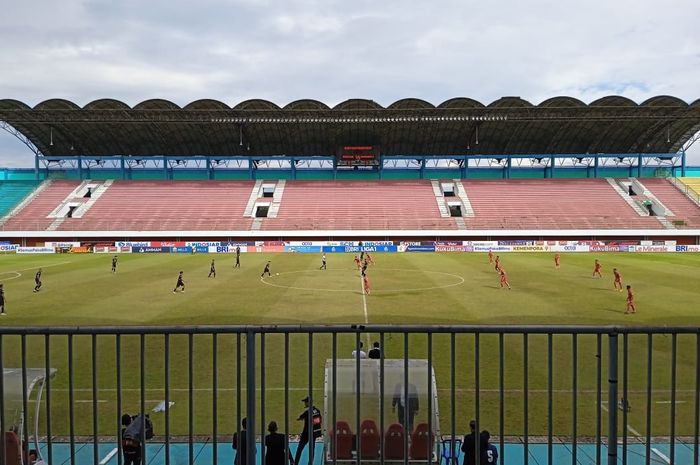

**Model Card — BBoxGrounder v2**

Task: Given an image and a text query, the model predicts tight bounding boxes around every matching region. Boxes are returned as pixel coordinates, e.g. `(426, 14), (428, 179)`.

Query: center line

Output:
(359, 273), (370, 345)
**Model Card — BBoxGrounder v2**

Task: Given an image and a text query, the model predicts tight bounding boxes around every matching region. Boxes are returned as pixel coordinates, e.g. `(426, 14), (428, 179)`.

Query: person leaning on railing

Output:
(265, 421), (294, 465)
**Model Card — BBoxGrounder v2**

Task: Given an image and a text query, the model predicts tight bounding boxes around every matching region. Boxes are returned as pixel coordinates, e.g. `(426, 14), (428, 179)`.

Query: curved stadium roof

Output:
(1, 96), (699, 157)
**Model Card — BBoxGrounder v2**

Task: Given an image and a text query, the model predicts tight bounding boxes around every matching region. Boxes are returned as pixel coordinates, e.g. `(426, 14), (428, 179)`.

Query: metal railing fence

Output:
(0, 325), (698, 465)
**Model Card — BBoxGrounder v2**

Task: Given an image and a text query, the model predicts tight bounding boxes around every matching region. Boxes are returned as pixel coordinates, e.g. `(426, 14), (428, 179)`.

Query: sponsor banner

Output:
(285, 245), (323, 253)
(0, 244), (19, 252)
(435, 245), (469, 252)
(173, 246), (193, 253)
(134, 246), (171, 253)
(405, 245), (436, 252)
(511, 245), (550, 252)
(69, 246), (92, 253)
(209, 246), (236, 253)
(116, 241), (151, 247)
(94, 246), (119, 254)
(151, 241), (186, 247)
(472, 245), (513, 252)
(195, 246), (209, 253)
(551, 245), (590, 252)
(628, 245), (675, 253)
(17, 246), (55, 254)
(362, 241), (394, 246)
(45, 241), (81, 248)
(255, 241), (284, 247)
(120, 246), (132, 253)
(498, 240), (534, 246)
(589, 245), (625, 252)
(287, 241), (317, 247)
(322, 245), (397, 253)
(435, 241), (463, 247)
(467, 241), (500, 248)
(186, 241), (222, 247)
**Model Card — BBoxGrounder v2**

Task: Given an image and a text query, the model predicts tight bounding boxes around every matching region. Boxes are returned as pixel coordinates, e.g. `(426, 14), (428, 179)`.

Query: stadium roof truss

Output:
(1, 96), (699, 159)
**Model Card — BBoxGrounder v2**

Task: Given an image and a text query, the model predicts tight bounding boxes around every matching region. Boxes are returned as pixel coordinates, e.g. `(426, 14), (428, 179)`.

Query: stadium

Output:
(1, 95), (700, 465)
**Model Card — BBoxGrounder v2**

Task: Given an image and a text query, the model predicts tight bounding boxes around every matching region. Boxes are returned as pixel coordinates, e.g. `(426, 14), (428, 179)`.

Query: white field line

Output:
(600, 402), (642, 439)
(99, 448), (118, 465)
(655, 400), (686, 404)
(58, 387), (699, 393)
(651, 448), (671, 464)
(0, 260), (73, 274)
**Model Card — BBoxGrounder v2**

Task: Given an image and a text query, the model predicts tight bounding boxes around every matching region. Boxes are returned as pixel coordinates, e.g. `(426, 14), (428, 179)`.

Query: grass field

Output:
(0, 251), (699, 440)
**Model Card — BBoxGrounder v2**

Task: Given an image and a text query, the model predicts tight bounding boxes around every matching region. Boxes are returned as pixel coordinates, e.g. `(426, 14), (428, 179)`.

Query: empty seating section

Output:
(678, 177), (700, 199)
(0, 181), (38, 218)
(641, 178), (700, 227)
(462, 178), (663, 230)
(58, 180), (255, 231)
(261, 181), (456, 230)
(2, 180), (77, 230)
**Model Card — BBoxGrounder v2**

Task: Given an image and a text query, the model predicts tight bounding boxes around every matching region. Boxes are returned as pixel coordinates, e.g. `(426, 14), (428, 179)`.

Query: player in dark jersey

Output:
(0, 284), (5, 315)
(261, 261), (271, 279)
(319, 254), (327, 270)
(173, 271), (185, 293)
(361, 259), (368, 276)
(208, 259), (216, 278)
(234, 246), (241, 268)
(33, 269), (42, 292)
(112, 255), (118, 273)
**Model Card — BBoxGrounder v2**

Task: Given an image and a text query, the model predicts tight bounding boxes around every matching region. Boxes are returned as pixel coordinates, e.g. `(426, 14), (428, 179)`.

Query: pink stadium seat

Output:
(410, 423), (434, 460)
(383, 423), (406, 460)
(639, 178), (700, 227)
(359, 419), (380, 459)
(330, 420), (353, 459)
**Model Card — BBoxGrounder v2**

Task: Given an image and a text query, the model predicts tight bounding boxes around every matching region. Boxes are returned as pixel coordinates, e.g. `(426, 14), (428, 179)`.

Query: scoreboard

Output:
(336, 146), (380, 166)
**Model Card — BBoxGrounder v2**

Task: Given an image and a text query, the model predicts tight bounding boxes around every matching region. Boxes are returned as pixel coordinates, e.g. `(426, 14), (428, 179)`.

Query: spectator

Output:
(121, 414), (141, 465)
(232, 417), (251, 465)
(368, 341), (381, 359)
(480, 431), (498, 465)
(294, 396), (322, 465)
(352, 341), (367, 359)
(461, 420), (478, 465)
(392, 382), (419, 433)
(265, 421), (294, 465)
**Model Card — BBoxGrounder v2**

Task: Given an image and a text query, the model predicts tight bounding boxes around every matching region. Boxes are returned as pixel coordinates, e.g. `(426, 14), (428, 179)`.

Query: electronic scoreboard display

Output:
(336, 146), (380, 166)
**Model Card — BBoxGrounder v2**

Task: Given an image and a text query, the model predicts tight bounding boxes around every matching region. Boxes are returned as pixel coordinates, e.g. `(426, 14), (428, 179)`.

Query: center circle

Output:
(0, 271), (22, 281)
(260, 268), (464, 293)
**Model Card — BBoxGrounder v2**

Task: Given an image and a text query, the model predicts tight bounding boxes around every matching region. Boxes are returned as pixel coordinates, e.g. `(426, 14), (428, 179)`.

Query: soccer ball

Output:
(276, 273), (279, 276)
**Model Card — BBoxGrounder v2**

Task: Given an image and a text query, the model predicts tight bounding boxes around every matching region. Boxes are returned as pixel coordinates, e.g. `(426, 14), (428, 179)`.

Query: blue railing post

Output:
(246, 330), (256, 465)
(608, 332), (619, 465)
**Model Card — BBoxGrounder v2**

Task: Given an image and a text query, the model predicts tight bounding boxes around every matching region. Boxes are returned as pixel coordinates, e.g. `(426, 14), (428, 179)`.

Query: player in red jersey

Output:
(366, 253), (374, 265)
(363, 275), (371, 295)
(488, 249), (494, 264)
(625, 285), (636, 314)
(554, 253), (560, 269)
(592, 259), (602, 278)
(499, 268), (511, 290)
(613, 268), (623, 291)
(354, 255), (361, 270)
(494, 255), (501, 272)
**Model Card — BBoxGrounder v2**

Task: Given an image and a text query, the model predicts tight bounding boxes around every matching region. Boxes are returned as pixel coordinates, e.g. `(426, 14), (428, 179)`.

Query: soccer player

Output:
(0, 283), (5, 315)
(319, 254), (327, 270)
(613, 268), (623, 291)
(499, 268), (511, 289)
(361, 259), (369, 276)
(208, 259), (216, 278)
(33, 269), (42, 292)
(593, 259), (602, 278)
(234, 246), (241, 268)
(366, 253), (374, 265)
(261, 261), (271, 279)
(173, 271), (185, 293)
(554, 253), (560, 269)
(363, 274), (371, 295)
(488, 249), (494, 264)
(112, 255), (118, 273)
(354, 255), (361, 270)
(625, 285), (636, 314)
(494, 256), (501, 272)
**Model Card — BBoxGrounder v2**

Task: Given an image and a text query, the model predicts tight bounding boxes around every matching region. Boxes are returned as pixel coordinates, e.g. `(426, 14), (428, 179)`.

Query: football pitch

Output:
(0, 252), (699, 438)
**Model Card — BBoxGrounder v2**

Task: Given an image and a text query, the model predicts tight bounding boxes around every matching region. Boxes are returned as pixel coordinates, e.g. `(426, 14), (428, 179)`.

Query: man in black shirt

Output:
(265, 420), (294, 465)
(368, 341), (381, 359)
(173, 271), (185, 293)
(0, 283), (6, 315)
(294, 396), (322, 465)
(234, 246), (241, 268)
(112, 255), (118, 273)
(261, 261), (272, 279)
(208, 259), (216, 278)
(33, 269), (42, 292)
(232, 417), (250, 465)
(461, 420), (488, 465)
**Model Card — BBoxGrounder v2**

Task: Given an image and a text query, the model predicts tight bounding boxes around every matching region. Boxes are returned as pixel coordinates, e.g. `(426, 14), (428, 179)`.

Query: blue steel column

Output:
(246, 330), (256, 465)
(207, 157), (213, 180)
(682, 151), (687, 177)
(461, 157), (468, 179)
(291, 158), (297, 180)
(608, 332), (619, 465)
(34, 154), (40, 180)
(163, 156), (170, 180)
(420, 158), (426, 179)
(121, 156), (126, 179)
(550, 156), (555, 178)
(637, 154), (642, 177)
(594, 156), (599, 178)
(505, 157), (512, 179)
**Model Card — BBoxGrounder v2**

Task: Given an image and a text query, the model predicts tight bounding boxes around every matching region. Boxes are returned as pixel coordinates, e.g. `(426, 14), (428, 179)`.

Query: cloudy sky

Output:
(1, 0), (699, 167)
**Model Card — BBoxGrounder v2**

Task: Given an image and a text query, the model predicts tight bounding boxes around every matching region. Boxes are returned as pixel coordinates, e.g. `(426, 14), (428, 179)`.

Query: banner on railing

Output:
(17, 246), (55, 254)
(0, 244), (19, 252)
(134, 246), (172, 253)
(45, 241), (81, 248)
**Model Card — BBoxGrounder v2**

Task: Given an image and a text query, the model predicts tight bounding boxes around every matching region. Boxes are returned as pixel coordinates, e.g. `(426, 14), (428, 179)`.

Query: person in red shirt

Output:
(363, 275), (371, 295)
(494, 255), (501, 272)
(366, 253), (374, 265)
(499, 268), (511, 290)
(488, 249), (494, 264)
(554, 253), (561, 269)
(625, 285), (636, 314)
(593, 259), (602, 278)
(613, 268), (623, 291)
(354, 255), (361, 270)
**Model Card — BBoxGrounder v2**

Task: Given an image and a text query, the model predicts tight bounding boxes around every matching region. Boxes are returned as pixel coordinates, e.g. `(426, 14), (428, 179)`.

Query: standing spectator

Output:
(0, 283), (6, 315)
(368, 341), (381, 359)
(265, 421), (294, 465)
(480, 431), (498, 465)
(352, 341), (367, 359)
(232, 417), (250, 465)
(392, 382), (419, 433)
(461, 420), (478, 465)
(294, 397), (322, 465)
(121, 414), (142, 465)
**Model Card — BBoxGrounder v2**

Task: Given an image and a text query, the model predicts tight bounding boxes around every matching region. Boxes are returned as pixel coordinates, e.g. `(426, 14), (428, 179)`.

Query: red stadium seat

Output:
(383, 423), (406, 460)
(410, 423), (434, 460)
(4, 431), (22, 465)
(359, 419), (380, 459)
(330, 420), (353, 459)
